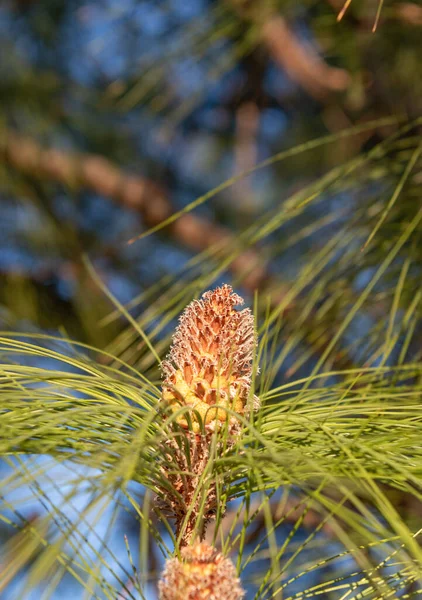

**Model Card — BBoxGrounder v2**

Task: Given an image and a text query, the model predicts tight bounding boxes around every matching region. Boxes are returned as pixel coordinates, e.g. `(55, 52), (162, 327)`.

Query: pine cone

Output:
(159, 542), (245, 600)
(162, 284), (259, 433)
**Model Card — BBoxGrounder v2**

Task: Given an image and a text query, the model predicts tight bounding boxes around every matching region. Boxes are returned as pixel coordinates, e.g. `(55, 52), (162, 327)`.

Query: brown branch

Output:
(229, 1), (350, 100)
(261, 16), (350, 100)
(1, 130), (268, 292)
(394, 3), (422, 26)
(2, 131), (171, 225)
(233, 101), (260, 206)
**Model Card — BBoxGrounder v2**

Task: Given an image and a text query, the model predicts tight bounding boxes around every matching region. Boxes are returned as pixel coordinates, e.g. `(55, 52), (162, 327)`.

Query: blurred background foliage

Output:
(0, 0), (422, 598)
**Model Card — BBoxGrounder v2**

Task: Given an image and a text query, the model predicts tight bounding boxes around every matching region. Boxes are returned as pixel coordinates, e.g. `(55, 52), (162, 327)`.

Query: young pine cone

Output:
(161, 284), (259, 433)
(158, 542), (245, 600)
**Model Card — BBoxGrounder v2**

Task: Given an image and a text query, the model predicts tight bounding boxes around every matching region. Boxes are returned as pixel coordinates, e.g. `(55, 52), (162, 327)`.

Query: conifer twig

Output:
(157, 285), (258, 598)
(229, 1), (350, 99)
(1, 129), (267, 291)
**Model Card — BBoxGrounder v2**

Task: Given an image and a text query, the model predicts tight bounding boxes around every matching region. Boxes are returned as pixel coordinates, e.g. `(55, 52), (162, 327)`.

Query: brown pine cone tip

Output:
(158, 542), (245, 600)
(161, 284), (259, 432)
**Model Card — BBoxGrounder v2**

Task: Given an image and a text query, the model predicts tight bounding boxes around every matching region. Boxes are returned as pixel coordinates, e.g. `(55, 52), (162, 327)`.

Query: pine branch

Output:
(0, 128), (267, 292)
(229, 0), (350, 99)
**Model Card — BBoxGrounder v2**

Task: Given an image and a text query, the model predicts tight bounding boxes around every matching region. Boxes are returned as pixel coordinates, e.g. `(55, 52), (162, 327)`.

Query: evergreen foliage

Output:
(0, 0), (421, 598)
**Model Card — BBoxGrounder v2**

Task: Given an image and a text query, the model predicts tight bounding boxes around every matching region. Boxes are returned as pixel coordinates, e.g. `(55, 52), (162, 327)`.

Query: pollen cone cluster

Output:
(158, 542), (245, 600)
(158, 285), (256, 597)
(162, 284), (258, 432)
